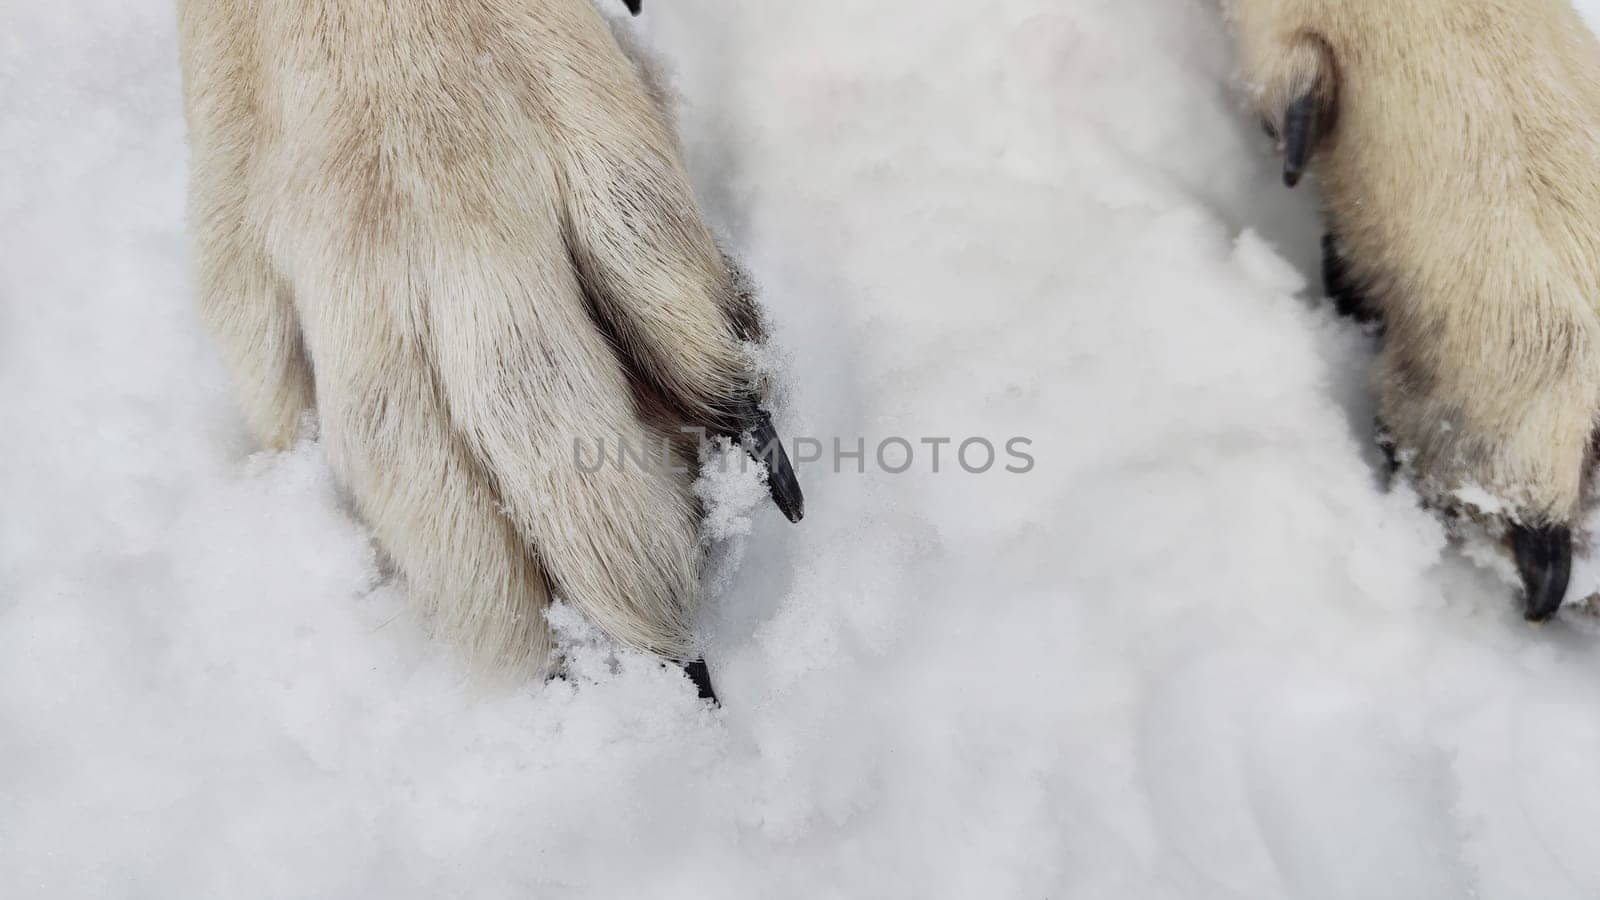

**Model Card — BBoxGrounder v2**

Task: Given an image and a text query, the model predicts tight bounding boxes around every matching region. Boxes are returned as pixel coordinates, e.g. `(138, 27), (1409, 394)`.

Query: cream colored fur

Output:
(177, 0), (767, 674)
(1228, 0), (1600, 528)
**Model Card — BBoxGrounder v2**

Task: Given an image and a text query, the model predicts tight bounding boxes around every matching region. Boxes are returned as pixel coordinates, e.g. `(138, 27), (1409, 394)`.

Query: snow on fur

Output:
(1232, 0), (1600, 532)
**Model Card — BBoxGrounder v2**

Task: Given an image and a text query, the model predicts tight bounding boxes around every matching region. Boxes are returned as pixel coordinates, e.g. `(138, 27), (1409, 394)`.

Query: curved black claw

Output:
(622, 0), (642, 14)
(1282, 92), (1322, 188)
(740, 406), (805, 523)
(1322, 233), (1381, 326)
(683, 658), (718, 704)
(1512, 524), (1572, 622)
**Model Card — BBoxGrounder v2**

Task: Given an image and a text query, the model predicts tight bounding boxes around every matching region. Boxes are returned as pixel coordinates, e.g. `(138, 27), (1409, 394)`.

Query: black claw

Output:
(622, 0), (641, 14)
(683, 658), (718, 704)
(1373, 421), (1400, 478)
(1512, 524), (1572, 622)
(740, 406), (805, 523)
(1322, 232), (1381, 326)
(1282, 92), (1321, 188)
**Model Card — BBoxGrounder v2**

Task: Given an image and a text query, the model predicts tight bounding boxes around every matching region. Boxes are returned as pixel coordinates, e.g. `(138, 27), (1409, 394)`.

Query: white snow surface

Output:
(10, 1), (1600, 897)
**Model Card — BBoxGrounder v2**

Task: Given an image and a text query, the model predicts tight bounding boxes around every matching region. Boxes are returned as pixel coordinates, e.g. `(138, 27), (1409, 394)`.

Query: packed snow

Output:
(10, 0), (1600, 896)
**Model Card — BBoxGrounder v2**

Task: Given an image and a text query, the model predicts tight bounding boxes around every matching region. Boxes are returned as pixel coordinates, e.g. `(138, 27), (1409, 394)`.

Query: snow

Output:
(8, 0), (1600, 897)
